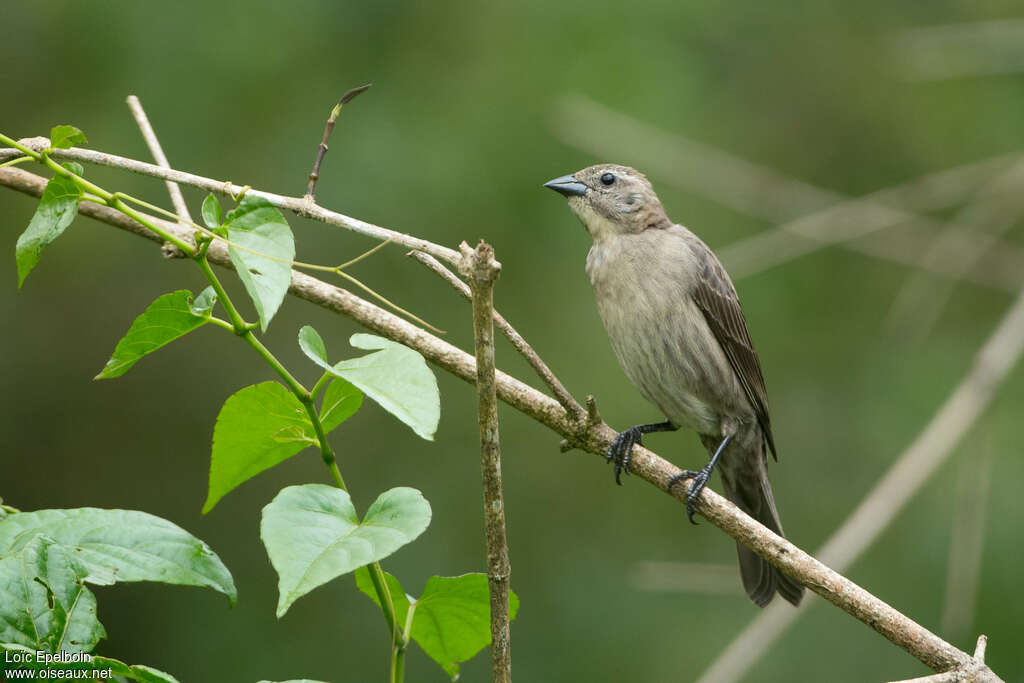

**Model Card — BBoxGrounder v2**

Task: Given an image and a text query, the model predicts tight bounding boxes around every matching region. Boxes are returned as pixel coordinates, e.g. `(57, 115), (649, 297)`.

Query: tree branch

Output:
(889, 636), (991, 683)
(0, 141), (462, 268)
(464, 240), (512, 682)
(304, 84), (371, 200)
(409, 250), (584, 419)
(0, 162), (1003, 681)
(125, 95), (193, 226)
(697, 268), (1024, 683)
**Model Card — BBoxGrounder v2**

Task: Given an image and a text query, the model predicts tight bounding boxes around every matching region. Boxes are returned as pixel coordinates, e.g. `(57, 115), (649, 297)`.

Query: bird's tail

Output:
(712, 434), (805, 607)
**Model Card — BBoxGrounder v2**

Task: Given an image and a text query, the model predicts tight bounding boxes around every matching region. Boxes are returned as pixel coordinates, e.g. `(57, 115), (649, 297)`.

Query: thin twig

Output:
(126, 95), (192, 224)
(339, 236), (394, 270)
(0, 140), (462, 268)
(305, 84), (371, 200)
(696, 284), (1024, 683)
(409, 250), (584, 419)
(464, 240), (512, 683)
(889, 636), (992, 683)
(0, 164), (1005, 681)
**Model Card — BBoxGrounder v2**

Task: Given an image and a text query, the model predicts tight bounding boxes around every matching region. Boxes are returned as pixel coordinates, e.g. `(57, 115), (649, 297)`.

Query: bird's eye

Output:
(600, 172), (615, 186)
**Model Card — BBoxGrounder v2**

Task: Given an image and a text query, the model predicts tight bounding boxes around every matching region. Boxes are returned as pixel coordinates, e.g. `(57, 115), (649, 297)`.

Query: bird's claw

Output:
(667, 467), (711, 525)
(606, 427), (644, 485)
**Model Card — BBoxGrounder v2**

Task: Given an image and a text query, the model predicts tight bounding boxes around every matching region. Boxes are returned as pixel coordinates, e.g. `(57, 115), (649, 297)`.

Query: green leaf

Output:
(203, 380), (362, 513)
(189, 285), (218, 316)
(201, 193), (222, 229)
(354, 565), (411, 616)
(99, 660), (180, 682)
(0, 644), (180, 681)
(95, 289), (217, 379)
(318, 378), (363, 432)
(15, 162), (84, 287)
(204, 382), (311, 513)
(224, 195), (294, 331)
(297, 325), (328, 364)
(49, 125), (87, 149)
(261, 484), (431, 617)
(0, 508), (236, 604)
(355, 570), (520, 680)
(299, 328), (366, 431)
(298, 328), (440, 440)
(257, 680), (328, 683)
(0, 536), (105, 654)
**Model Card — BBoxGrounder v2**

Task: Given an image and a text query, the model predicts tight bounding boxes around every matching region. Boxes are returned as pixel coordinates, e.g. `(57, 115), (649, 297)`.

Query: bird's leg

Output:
(607, 421), (678, 485)
(668, 434), (732, 524)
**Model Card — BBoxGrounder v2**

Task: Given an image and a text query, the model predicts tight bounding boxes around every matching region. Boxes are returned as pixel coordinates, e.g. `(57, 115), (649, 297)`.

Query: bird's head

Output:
(544, 164), (670, 241)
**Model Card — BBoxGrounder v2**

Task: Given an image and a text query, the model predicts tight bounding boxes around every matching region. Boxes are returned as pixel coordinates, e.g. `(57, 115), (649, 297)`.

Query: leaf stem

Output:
(366, 561), (404, 682)
(110, 196), (195, 254)
(310, 370), (334, 401)
(0, 133), (41, 159)
(0, 156), (32, 169)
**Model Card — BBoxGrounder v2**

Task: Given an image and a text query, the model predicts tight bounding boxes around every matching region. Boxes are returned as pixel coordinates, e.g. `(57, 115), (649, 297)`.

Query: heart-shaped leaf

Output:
(224, 195), (294, 331)
(355, 569), (520, 680)
(261, 484), (431, 617)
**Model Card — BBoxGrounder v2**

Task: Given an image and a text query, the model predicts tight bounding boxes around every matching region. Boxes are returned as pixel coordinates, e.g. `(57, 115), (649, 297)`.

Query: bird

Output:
(545, 164), (803, 607)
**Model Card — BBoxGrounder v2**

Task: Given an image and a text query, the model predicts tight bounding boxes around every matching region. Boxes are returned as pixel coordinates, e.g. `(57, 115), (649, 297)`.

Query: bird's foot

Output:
(606, 426), (646, 485)
(667, 466), (713, 525)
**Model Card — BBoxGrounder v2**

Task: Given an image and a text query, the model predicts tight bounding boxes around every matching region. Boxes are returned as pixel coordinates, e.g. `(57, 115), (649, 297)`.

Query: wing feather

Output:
(689, 241), (777, 459)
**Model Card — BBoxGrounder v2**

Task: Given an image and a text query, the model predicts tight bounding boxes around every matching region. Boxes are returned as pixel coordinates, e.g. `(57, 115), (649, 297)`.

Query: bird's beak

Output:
(544, 174), (588, 197)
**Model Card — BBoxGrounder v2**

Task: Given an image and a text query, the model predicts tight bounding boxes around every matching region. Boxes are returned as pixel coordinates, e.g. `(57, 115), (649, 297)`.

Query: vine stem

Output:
(0, 136), (463, 267)
(3, 148), (411, 681)
(195, 250), (403, 681)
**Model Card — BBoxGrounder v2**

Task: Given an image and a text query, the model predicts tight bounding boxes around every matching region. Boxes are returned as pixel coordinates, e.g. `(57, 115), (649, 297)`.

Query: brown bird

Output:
(545, 164), (803, 607)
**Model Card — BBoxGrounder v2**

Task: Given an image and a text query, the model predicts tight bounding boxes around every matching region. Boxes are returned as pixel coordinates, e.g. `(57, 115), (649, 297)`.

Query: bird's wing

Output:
(689, 240), (777, 459)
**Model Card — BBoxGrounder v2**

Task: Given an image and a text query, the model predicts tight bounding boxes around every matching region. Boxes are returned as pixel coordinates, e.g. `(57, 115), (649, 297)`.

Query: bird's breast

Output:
(586, 233), (742, 435)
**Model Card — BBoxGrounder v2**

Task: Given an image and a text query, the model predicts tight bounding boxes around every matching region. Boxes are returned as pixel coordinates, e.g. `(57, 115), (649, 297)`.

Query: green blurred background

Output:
(3, 2), (1024, 681)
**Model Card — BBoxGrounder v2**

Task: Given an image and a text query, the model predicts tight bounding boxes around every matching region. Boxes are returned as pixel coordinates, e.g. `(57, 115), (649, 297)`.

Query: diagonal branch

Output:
(0, 140), (462, 268)
(696, 288), (1024, 682)
(126, 95), (193, 225)
(410, 250), (583, 419)
(0, 163), (1004, 681)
